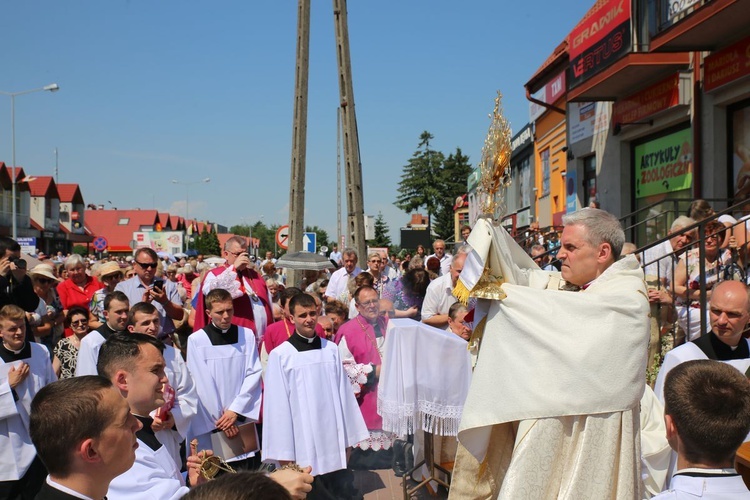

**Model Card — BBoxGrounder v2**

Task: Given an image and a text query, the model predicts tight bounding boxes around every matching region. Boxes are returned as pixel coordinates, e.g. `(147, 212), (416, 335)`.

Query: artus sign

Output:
(568, 0), (632, 89)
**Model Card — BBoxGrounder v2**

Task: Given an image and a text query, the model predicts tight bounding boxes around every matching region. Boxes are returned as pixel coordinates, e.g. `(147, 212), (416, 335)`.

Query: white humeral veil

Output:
(449, 218), (650, 500)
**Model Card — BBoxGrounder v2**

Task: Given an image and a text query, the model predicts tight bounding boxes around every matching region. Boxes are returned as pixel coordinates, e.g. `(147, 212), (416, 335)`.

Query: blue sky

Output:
(1, 1), (592, 245)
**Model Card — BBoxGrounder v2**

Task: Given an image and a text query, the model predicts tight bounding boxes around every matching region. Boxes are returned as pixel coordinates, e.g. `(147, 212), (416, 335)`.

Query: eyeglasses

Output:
(322, 327), (333, 332)
(225, 250), (246, 257)
(71, 319), (88, 326)
(103, 274), (122, 280)
(136, 261), (159, 269)
(705, 233), (721, 241)
(369, 259), (382, 264)
(357, 299), (379, 308)
(37, 277), (54, 284)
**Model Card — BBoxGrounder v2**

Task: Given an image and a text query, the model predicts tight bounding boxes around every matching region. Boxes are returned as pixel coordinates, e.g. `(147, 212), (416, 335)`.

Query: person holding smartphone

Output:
(0, 236), (41, 316)
(115, 248), (184, 344)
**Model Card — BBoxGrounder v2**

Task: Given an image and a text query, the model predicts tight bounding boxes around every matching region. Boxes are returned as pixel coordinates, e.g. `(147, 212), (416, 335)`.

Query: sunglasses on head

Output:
(136, 262), (159, 269)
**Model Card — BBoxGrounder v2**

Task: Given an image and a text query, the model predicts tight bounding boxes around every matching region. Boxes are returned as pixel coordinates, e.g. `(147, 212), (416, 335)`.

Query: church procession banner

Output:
(634, 128), (693, 199)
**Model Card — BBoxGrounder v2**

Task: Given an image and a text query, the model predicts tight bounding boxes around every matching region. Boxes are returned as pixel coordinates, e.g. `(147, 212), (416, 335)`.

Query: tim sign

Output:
(569, 0), (632, 89)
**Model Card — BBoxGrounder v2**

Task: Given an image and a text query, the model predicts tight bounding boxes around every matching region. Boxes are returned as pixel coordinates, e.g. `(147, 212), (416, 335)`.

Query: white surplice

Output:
(263, 339), (368, 476)
(107, 437), (187, 500)
(186, 325), (262, 462)
(152, 344), (198, 468)
(0, 342), (56, 481)
(74, 330), (107, 377)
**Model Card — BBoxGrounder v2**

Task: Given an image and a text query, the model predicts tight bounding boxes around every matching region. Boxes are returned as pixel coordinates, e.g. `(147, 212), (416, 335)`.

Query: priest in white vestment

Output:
(449, 210), (650, 500)
(263, 293), (368, 497)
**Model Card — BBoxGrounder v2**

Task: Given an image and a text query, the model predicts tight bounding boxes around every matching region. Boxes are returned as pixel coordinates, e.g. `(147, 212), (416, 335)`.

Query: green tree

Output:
(204, 228), (221, 255)
(368, 211), (391, 247)
(433, 147), (473, 239)
(395, 131), (444, 232)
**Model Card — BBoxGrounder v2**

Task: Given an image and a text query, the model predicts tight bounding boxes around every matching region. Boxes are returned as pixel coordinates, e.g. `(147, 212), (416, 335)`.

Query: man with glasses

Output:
(115, 248), (184, 344)
(334, 286), (394, 461)
(193, 236), (273, 347)
(426, 239), (452, 276)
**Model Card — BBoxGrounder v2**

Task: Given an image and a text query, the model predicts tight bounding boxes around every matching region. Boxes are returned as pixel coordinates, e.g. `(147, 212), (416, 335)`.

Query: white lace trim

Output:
(206, 269), (243, 299)
(355, 430), (396, 451)
(378, 397), (464, 437)
(343, 360), (372, 395)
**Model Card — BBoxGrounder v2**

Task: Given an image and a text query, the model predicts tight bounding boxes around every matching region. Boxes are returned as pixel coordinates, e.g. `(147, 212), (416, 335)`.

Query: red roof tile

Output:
(158, 213), (171, 229)
(27, 176), (59, 198)
(84, 209), (161, 253)
(57, 184), (83, 204)
(526, 39), (569, 93)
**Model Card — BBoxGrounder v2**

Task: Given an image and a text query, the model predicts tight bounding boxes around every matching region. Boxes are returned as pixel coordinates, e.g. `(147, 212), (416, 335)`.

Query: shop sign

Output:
(613, 74), (681, 125)
(669, 0), (701, 20)
(511, 124), (533, 157)
(132, 231), (184, 254)
(569, 0), (631, 88)
(569, 101), (611, 143)
(635, 128), (692, 199)
(16, 237), (36, 254)
(529, 71), (566, 121)
(704, 36), (750, 93)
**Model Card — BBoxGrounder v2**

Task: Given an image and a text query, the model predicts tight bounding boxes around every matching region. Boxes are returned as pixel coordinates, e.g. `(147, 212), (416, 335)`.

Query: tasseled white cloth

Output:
(204, 268), (243, 299)
(378, 318), (472, 437)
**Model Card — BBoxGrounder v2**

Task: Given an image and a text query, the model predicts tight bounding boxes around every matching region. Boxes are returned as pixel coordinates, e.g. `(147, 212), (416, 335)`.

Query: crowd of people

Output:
(2, 202), (750, 500)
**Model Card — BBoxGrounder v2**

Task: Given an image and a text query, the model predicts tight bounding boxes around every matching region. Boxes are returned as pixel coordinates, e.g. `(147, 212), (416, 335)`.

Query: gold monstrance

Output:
(477, 91), (513, 219)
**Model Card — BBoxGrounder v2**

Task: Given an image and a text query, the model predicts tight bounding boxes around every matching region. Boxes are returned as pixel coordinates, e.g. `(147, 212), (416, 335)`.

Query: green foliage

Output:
(395, 131), (444, 221)
(368, 211), (391, 247)
(433, 148), (473, 239)
(395, 133), (472, 240)
(229, 222), (280, 256)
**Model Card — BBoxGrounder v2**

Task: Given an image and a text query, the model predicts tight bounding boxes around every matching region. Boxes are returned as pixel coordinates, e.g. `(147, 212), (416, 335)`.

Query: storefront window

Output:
(541, 149), (550, 197)
(729, 98), (750, 207)
(583, 155), (597, 207)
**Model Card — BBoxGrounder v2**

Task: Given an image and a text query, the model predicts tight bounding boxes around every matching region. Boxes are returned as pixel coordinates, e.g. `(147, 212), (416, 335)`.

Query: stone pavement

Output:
(353, 469), (449, 499)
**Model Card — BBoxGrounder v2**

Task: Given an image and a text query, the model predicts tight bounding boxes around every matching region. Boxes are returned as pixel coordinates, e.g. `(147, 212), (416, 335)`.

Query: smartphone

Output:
(153, 279), (165, 292)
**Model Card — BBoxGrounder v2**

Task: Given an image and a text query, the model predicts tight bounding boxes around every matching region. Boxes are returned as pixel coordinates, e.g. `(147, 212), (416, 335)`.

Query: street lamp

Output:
(0, 83), (60, 240)
(172, 177), (210, 250)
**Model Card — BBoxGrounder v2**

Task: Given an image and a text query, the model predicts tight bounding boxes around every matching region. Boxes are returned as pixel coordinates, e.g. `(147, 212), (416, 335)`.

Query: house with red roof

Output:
(0, 163), (35, 238)
(58, 183), (94, 251)
(27, 176), (69, 254)
(84, 209), (163, 254)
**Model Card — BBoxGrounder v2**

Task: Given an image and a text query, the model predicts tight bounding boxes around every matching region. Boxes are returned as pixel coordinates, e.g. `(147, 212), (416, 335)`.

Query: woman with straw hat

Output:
(28, 264), (64, 350)
(88, 261), (124, 329)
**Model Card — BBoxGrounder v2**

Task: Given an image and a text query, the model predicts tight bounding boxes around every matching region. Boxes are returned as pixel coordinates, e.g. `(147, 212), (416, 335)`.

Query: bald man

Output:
(655, 279), (750, 403)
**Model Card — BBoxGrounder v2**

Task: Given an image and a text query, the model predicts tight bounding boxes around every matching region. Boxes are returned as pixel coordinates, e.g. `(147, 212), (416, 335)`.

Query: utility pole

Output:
(336, 107), (343, 247)
(287, 0), (311, 287)
(333, 0), (366, 259)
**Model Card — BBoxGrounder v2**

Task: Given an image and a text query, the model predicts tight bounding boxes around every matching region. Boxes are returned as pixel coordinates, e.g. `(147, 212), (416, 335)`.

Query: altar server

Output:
(97, 333), (205, 499)
(127, 301), (198, 470)
(0, 304), (56, 499)
(187, 288), (262, 469)
(75, 291), (129, 376)
(263, 293), (368, 497)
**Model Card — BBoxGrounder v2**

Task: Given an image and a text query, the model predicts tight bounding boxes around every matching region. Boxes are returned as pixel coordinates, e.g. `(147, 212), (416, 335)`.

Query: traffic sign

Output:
(303, 232), (316, 253)
(93, 236), (108, 252)
(276, 225), (290, 250)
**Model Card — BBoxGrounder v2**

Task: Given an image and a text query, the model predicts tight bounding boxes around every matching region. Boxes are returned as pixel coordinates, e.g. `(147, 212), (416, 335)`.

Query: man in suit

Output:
(30, 376), (142, 500)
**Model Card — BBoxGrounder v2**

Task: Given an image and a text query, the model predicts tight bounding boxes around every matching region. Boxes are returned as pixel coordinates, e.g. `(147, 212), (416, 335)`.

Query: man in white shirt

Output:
(75, 291), (130, 376)
(426, 239), (452, 276)
(324, 249), (361, 303)
(422, 251), (467, 330)
(653, 359), (750, 499)
(641, 216), (696, 286)
(329, 244), (343, 267)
